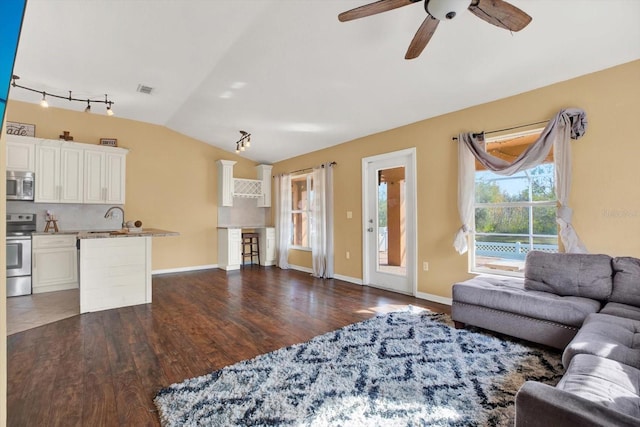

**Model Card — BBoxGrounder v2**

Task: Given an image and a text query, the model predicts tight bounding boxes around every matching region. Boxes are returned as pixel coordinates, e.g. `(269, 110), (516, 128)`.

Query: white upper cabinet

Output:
(36, 141), (84, 203)
(35, 142), (61, 203)
(9, 136), (127, 204)
(256, 164), (273, 208)
(217, 160), (236, 207)
(216, 160), (272, 207)
(6, 136), (36, 172)
(84, 149), (126, 204)
(59, 145), (84, 203)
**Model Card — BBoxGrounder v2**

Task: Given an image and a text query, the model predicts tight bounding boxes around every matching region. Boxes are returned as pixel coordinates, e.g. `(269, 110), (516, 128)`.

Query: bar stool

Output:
(241, 232), (261, 267)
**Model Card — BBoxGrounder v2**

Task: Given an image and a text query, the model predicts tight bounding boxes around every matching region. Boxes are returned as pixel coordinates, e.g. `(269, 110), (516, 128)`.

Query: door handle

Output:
(367, 227), (374, 232)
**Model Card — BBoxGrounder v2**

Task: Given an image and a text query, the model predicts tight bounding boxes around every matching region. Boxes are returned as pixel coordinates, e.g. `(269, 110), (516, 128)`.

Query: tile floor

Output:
(6, 289), (80, 335)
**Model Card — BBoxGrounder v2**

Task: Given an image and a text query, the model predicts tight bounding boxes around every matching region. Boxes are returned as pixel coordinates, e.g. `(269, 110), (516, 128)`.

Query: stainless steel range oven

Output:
(6, 213), (36, 297)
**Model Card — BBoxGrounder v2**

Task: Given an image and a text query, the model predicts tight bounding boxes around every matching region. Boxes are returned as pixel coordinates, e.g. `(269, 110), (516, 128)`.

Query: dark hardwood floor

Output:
(7, 267), (450, 426)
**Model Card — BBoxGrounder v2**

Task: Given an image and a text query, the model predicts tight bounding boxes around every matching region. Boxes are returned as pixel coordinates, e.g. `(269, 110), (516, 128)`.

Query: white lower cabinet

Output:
(79, 236), (151, 314)
(258, 227), (276, 266)
(218, 228), (242, 270)
(32, 234), (79, 293)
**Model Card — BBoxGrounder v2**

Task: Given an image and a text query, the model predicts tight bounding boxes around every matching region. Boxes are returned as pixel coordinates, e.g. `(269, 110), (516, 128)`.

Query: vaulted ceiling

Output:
(9, 0), (640, 163)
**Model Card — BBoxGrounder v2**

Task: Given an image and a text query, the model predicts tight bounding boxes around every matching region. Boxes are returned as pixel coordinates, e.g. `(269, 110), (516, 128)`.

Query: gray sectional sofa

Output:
(451, 251), (640, 426)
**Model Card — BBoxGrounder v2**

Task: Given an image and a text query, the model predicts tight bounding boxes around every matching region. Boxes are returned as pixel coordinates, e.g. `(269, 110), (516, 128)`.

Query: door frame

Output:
(361, 148), (417, 296)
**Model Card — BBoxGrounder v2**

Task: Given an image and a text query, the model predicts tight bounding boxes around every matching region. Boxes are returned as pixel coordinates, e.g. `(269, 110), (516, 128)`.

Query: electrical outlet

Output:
(346, 251), (350, 259)
(346, 211), (352, 219)
(423, 261), (429, 271)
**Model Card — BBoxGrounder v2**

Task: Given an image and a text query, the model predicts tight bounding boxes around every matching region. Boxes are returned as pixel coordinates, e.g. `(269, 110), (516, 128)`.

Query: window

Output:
(470, 130), (558, 276)
(291, 173), (313, 249)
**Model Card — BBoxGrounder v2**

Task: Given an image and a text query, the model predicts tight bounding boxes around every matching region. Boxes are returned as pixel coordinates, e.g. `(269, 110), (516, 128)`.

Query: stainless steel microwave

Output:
(6, 171), (34, 201)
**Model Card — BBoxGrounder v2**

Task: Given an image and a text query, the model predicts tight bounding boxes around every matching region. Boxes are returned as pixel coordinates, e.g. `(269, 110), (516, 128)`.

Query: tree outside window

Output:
(471, 131), (558, 276)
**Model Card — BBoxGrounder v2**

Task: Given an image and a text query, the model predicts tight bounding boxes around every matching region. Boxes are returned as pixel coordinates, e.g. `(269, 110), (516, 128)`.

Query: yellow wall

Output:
(5, 60), (640, 298)
(6, 101), (258, 270)
(273, 60), (640, 298)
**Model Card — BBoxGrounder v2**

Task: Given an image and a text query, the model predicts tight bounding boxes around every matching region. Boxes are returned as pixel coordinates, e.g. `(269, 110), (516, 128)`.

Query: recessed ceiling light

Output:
(283, 122), (326, 133)
(136, 84), (154, 95)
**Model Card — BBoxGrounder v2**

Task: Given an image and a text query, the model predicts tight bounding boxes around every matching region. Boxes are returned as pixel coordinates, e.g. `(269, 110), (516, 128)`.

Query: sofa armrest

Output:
(515, 381), (639, 427)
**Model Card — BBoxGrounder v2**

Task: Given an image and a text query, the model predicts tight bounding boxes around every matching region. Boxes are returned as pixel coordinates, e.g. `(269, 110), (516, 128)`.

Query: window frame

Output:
(469, 129), (558, 278)
(290, 172), (313, 251)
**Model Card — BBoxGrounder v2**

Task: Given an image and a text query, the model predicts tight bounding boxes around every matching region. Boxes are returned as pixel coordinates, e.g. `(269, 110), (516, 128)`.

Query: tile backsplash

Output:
(217, 197), (271, 227)
(6, 201), (123, 232)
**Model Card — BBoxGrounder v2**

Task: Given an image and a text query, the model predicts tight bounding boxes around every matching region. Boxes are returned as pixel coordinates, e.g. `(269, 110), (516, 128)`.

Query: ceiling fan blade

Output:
(405, 15), (439, 60)
(339, 0), (419, 22)
(468, 0), (532, 32)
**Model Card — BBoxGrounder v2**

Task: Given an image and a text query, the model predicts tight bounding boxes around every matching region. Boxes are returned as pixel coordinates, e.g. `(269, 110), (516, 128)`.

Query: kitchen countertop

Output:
(33, 228), (179, 239)
(216, 225), (274, 229)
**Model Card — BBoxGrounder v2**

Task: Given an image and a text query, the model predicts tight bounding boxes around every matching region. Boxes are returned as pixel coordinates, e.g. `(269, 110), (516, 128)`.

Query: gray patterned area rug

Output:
(154, 307), (563, 426)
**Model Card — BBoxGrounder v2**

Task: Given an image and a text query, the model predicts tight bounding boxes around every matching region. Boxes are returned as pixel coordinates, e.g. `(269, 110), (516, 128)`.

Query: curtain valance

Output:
(454, 108), (588, 255)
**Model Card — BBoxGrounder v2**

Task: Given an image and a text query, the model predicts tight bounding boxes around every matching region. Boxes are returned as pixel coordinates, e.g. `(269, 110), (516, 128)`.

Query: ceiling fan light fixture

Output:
(426, 0), (471, 21)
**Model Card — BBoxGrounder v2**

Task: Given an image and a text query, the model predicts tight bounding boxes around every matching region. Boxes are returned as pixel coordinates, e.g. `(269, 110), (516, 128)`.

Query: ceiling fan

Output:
(338, 0), (532, 60)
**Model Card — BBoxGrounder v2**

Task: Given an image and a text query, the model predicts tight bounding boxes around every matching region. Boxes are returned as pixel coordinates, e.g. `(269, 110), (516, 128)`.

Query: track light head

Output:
(234, 130), (252, 154)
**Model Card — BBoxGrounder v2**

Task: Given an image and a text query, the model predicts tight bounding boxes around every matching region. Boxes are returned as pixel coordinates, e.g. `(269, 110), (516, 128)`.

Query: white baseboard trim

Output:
(288, 264), (313, 274)
(333, 274), (363, 285)
(415, 291), (452, 306)
(152, 264), (218, 275)
(288, 266), (363, 285)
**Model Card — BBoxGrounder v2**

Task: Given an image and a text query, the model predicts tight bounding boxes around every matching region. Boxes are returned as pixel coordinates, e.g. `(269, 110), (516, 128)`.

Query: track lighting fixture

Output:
(10, 75), (115, 116)
(105, 94), (114, 116)
(235, 130), (252, 154)
(39, 92), (48, 108)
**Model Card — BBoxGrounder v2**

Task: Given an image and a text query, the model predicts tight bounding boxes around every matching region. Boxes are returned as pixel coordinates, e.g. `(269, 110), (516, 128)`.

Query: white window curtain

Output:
(274, 173), (291, 269)
(310, 163), (335, 278)
(454, 107), (588, 254)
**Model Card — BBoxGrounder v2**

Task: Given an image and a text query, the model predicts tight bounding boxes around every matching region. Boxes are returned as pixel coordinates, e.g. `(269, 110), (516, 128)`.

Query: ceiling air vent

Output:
(136, 84), (154, 95)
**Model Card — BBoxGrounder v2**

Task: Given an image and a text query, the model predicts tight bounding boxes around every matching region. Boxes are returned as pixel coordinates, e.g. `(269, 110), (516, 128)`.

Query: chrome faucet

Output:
(104, 206), (125, 229)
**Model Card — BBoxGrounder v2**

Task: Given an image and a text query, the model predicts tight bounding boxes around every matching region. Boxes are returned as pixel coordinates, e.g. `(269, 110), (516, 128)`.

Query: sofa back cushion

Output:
(524, 251), (613, 300)
(611, 257), (640, 307)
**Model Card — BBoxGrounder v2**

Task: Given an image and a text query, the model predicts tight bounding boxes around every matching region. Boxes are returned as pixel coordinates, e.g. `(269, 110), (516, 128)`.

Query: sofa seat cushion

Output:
(601, 302), (640, 321)
(611, 257), (640, 307)
(524, 251), (613, 300)
(453, 276), (601, 327)
(557, 354), (640, 420)
(563, 313), (640, 369)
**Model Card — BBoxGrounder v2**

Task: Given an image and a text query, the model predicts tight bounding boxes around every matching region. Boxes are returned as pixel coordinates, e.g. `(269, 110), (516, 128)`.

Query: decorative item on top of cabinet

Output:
(6, 121), (35, 137)
(59, 131), (74, 141)
(99, 138), (118, 147)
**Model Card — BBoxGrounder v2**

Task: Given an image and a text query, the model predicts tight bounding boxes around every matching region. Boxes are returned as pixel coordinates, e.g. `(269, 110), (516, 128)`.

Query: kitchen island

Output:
(77, 228), (178, 313)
